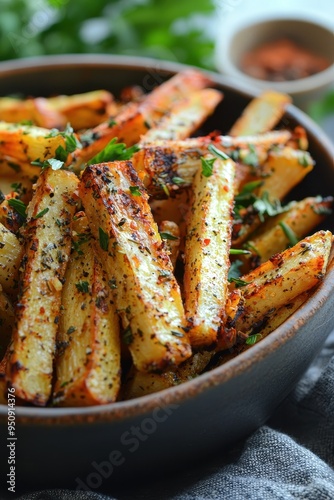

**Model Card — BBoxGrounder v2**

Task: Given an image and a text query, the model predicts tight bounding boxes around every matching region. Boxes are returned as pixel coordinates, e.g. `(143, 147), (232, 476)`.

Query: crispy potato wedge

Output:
(80, 161), (191, 372)
(244, 196), (333, 266)
(0, 122), (67, 165)
(7, 169), (79, 405)
(122, 350), (213, 400)
(138, 68), (214, 124)
(141, 89), (223, 142)
(184, 154), (235, 347)
(0, 90), (114, 130)
(211, 291), (310, 368)
(258, 147), (314, 200)
(133, 131), (291, 198)
(232, 147), (315, 246)
(235, 230), (333, 334)
(0, 222), (22, 294)
(229, 90), (292, 136)
(53, 222), (121, 406)
(47, 90), (114, 130)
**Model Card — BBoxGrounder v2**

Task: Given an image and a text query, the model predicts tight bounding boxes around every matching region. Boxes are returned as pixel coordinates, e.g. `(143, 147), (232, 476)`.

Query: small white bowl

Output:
(215, 3), (334, 109)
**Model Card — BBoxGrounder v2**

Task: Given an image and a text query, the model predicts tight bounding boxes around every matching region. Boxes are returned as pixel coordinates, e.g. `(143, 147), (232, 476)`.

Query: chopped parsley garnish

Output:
(279, 221), (299, 247)
(246, 333), (262, 345)
(34, 208), (49, 219)
(129, 186), (141, 196)
(229, 277), (249, 287)
(31, 158), (64, 170)
(87, 138), (140, 165)
(160, 232), (179, 241)
(108, 119), (117, 127)
(208, 143), (230, 160)
(230, 248), (251, 255)
(228, 259), (243, 280)
(172, 176), (186, 185)
(201, 156), (215, 177)
(7, 198), (27, 220)
(72, 233), (91, 255)
(311, 198), (332, 215)
(99, 227), (109, 251)
(161, 183), (170, 197)
(253, 192), (285, 222)
(75, 281), (90, 293)
(67, 326), (76, 335)
(242, 144), (259, 168)
(298, 153), (311, 167)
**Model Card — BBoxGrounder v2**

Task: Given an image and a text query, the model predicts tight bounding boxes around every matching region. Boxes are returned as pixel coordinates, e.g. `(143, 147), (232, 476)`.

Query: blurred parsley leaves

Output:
(0, 0), (216, 69)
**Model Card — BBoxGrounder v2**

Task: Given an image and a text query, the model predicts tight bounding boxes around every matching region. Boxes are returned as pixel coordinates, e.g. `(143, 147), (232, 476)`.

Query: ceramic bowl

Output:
(0, 55), (333, 495)
(214, 3), (334, 110)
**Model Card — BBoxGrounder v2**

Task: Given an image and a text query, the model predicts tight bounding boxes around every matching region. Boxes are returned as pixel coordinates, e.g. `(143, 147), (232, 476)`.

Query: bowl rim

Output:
(215, 15), (334, 94)
(0, 54), (333, 422)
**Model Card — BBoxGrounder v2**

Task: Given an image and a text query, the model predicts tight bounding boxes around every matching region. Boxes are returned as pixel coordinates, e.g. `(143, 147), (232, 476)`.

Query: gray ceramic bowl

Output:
(0, 55), (333, 495)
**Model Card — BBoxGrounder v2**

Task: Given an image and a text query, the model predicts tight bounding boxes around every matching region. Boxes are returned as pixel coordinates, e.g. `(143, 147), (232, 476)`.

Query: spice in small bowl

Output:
(240, 38), (331, 82)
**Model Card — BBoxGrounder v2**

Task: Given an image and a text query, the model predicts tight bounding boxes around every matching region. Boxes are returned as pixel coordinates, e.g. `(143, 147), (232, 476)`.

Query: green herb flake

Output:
(279, 221), (299, 247)
(75, 280), (90, 293)
(34, 207), (49, 219)
(298, 154), (311, 167)
(161, 183), (170, 197)
(129, 186), (141, 196)
(172, 176), (186, 185)
(208, 143), (229, 160)
(201, 156), (215, 177)
(7, 198), (27, 220)
(88, 138), (140, 165)
(160, 232), (179, 241)
(67, 326), (76, 335)
(229, 248), (251, 255)
(246, 333), (262, 345)
(108, 279), (117, 290)
(242, 144), (259, 168)
(171, 330), (184, 338)
(108, 119), (117, 127)
(228, 259), (243, 281)
(99, 227), (109, 251)
(229, 277), (249, 287)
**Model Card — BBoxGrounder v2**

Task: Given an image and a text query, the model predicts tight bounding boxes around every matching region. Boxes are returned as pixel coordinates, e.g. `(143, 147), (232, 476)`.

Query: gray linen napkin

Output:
(18, 330), (334, 500)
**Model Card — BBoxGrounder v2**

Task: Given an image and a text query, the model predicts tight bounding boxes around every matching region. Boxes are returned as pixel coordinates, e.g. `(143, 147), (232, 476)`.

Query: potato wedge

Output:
(232, 147), (314, 246)
(7, 168), (79, 405)
(258, 147), (314, 200)
(184, 153), (235, 347)
(244, 196), (333, 266)
(0, 122), (66, 165)
(229, 90), (291, 136)
(235, 230), (333, 334)
(80, 161), (191, 372)
(122, 350), (213, 400)
(0, 222), (22, 294)
(141, 89), (223, 142)
(133, 131), (291, 198)
(53, 222), (121, 406)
